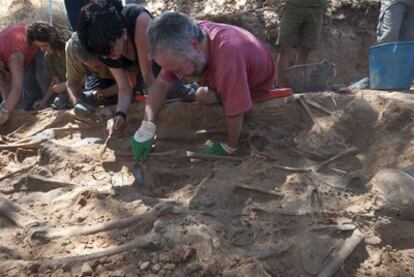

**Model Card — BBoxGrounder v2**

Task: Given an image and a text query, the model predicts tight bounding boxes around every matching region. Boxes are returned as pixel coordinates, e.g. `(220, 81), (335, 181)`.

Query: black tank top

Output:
(100, 4), (161, 76)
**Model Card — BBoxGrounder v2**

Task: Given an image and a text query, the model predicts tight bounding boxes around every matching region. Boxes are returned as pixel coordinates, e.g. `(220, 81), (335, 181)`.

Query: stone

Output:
(185, 263), (202, 274)
(110, 269), (125, 277)
(80, 262), (93, 277)
(370, 169), (414, 220)
(152, 263), (161, 273)
(163, 263), (176, 271)
(140, 261), (150, 271)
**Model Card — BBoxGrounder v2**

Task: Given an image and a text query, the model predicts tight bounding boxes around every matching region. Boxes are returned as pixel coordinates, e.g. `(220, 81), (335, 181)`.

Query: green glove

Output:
(203, 142), (236, 156)
(130, 121), (156, 161)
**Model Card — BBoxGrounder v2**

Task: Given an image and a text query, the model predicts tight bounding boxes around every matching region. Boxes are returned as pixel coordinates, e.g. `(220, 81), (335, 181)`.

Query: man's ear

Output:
(190, 37), (202, 51)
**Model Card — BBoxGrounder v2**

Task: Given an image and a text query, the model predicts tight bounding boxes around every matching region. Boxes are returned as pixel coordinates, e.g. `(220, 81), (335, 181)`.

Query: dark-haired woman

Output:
(27, 22), (68, 109)
(0, 23), (49, 125)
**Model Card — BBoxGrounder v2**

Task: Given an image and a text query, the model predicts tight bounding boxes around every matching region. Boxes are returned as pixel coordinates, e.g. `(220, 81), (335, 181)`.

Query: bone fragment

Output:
(31, 202), (180, 241)
(235, 184), (283, 197)
(297, 95), (315, 123)
(317, 229), (364, 277)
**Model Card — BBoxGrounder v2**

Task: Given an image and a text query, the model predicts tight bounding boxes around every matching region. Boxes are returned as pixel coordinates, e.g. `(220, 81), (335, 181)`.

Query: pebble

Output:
(152, 263), (161, 273)
(185, 262), (202, 274)
(163, 263), (176, 271)
(112, 270), (126, 277)
(95, 265), (105, 273)
(80, 262), (93, 277)
(140, 261), (150, 271)
(371, 252), (382, 267)
(153, 220), (166, 233)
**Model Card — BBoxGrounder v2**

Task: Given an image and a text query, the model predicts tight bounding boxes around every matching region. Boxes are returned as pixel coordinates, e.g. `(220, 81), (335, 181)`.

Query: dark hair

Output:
(27, 22), (66, 52)
(77, 0), (124, 56)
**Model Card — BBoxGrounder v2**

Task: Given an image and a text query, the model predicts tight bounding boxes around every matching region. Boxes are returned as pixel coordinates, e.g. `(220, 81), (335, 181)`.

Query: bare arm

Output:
(44, 76), (60, 100)
(225, 113), (244, 148)
(144, 76), (173, 123)
(33, 76), (60, 109)
(110, 67), (132, 113)
(135, 12), (155, 87)
(66, 81), (82, 105)
(3, 53), (24, 112)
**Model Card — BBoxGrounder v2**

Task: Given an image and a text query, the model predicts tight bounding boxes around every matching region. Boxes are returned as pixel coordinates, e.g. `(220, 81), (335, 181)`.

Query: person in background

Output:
(130, 12), (275, 159)
(0, 23), (49, 125)
(66, 32), (118, 118)
(377, 0), (414, 43)
(276, 0), (327, 87)
(77, 0), (196, 135)
(64, 0), (90, 31)
(27, 22), (68, 110)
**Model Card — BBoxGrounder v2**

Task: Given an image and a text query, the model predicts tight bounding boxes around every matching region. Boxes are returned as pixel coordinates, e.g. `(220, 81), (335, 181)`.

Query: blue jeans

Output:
(23, 52), (50, 110)
(64, 0), (89, 31)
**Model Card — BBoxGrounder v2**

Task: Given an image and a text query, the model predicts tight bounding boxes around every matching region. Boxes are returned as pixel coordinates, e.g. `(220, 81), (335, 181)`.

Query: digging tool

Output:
(132, 161), (144, 187)
(100, 116), (121, 156)
(100, 133), (112, 156)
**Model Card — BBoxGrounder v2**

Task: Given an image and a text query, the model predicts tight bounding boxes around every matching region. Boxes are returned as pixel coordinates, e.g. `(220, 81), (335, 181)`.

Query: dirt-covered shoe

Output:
(51, 93), (70, 110)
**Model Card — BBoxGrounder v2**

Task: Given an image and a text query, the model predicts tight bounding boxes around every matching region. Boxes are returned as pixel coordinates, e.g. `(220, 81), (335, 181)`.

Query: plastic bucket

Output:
(369, 41), (414, 90)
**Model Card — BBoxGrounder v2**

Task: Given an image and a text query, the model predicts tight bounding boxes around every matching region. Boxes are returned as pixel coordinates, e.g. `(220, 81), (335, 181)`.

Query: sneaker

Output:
(182, 83), (198, 102)
(51, 93), (70, 110)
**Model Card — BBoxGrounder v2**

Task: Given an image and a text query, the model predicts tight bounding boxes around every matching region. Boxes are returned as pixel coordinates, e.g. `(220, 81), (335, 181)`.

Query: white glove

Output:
(0, 108), (9, 125)
(133, 121), (156, 142)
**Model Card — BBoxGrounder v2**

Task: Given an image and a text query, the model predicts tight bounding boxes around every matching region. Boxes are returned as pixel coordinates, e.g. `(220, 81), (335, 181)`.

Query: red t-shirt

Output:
(0, 23), (39, 69)
(160, 21), (275, 116)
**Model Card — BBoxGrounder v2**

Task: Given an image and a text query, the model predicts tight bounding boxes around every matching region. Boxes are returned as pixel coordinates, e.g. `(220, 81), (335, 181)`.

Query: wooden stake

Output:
(235, 184), (283, 197)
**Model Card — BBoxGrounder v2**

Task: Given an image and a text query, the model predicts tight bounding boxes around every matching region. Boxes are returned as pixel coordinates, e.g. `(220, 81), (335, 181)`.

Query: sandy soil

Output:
(1, 1), (414, 277)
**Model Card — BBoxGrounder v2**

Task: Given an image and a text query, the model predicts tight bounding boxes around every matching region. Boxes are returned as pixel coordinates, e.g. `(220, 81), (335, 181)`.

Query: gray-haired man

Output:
(131, 12), (275, 159)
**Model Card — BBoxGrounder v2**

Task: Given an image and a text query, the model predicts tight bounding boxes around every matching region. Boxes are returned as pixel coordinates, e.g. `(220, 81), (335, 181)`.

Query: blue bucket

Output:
(369, 41), (414, 90)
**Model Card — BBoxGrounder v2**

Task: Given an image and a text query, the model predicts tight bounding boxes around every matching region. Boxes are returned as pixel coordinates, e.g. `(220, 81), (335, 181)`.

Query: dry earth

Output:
(1, 1), (414, 277)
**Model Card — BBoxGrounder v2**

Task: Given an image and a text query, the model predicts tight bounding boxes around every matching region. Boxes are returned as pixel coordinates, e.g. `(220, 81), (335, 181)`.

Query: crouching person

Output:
(66, 33), (118, 118)
(131, 12), (275, 159)
(0, 23), (49, 125)
(27, 22), (69, 110)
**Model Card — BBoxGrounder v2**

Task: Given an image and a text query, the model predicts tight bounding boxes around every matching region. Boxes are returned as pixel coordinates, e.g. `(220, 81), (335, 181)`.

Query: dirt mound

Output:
(1, 91), (414, 276)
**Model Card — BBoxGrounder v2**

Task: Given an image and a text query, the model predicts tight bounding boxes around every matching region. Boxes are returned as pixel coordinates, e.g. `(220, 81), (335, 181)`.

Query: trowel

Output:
(132, 161), (144, 187)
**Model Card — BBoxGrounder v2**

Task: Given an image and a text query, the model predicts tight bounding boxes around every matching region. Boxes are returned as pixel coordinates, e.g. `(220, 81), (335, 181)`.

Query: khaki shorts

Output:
(276, 4), (324, 49)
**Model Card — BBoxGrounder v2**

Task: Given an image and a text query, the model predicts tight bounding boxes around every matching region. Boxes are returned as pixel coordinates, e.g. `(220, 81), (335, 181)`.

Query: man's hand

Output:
(0, 108), (9, 125)
(130, 121), (156, 161)
(203, 142), (237, 156)
(73, 100), (95, 118)
(106, 115), (125, 136)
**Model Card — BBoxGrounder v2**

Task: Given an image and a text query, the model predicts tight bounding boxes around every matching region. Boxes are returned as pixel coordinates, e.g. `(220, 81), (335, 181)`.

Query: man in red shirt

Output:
(0, 23), (49, 125)
(131, 11), (275, 159)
